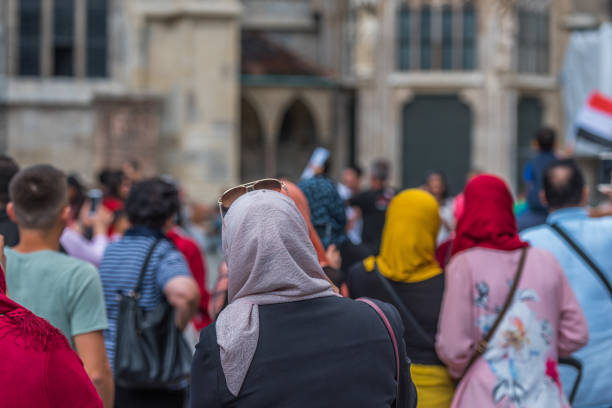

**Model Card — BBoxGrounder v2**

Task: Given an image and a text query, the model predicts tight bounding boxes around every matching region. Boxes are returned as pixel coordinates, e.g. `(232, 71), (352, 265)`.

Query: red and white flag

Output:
(576, 92), (612, 147)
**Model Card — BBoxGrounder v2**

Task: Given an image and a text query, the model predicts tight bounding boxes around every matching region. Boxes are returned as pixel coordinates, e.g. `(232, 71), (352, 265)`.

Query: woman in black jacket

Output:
(190, 186), (417, 407)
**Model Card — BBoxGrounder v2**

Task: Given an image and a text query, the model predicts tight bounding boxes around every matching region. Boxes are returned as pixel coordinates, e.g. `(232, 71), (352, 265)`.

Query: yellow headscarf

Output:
(363, 189), (442, 283)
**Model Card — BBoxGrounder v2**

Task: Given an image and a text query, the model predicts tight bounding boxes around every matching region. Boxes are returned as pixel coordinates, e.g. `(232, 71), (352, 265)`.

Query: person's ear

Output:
(539, 190), (549, 208)
(6, 202), (17, 223)
(581, 186), (589, 207)
(60, 205), (71, 224)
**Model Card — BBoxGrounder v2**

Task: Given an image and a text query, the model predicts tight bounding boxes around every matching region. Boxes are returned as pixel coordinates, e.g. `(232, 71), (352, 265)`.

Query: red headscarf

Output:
(452, 174), (528, 256)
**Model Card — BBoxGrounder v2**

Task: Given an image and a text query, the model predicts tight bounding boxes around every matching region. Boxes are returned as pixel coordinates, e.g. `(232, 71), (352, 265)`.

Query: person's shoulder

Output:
(353, 298), (403, 336)
(584, 215), (612, 230)
(197, 321), (219, 351)
(521, 223), (550, 237)
(56, 252), (98, 274)
(1, 306), (70, 352)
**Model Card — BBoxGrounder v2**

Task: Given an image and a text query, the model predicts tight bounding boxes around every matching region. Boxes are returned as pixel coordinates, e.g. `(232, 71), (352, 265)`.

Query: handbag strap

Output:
(372, 263), (436, 347)
(550, 223), (612, 298)
(462, 247), (528, 377)
(356, 298), (400, 388)
(133, 237), (164, 296)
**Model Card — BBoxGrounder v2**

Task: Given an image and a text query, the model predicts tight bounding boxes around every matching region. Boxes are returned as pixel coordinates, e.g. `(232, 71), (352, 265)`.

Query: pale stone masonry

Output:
(0, 0), (610, 201)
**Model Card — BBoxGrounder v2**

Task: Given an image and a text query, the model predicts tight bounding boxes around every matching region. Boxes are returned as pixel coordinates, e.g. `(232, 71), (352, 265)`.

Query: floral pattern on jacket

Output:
(475, 283), (565, 407)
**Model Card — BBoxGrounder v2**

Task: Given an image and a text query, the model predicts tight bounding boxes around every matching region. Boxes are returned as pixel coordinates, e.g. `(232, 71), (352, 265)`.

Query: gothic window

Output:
(441, 6), (453, 70)
(420, 7), (432, 70)
(15, 0), (108, 78)
(87, 0), (108, 77)
(518, 7), (549, 74)
(462, 5), (476, 70)
(18, 0), (41, 76)
(397, 3), (477, 71)
(398, 6), (411, 70)
(53, 0), (74, 76)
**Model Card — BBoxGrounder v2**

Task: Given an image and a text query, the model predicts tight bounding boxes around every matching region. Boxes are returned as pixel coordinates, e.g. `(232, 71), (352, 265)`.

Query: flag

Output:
(576, 92), (612, 148)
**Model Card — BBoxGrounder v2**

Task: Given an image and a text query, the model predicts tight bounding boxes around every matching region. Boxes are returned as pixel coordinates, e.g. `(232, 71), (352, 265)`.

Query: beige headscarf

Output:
(216, 189), (337, 396)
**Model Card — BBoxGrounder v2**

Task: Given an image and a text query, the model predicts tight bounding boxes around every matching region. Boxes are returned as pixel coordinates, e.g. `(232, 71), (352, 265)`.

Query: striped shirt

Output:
(99, 227), (191, 368)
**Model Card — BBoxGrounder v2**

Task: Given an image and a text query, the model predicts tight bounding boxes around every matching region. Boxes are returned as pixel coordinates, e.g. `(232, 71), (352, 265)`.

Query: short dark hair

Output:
(543, 159), (585, 209)
(535, 127), (556, 152)
(347, 164), (363, 178)
(98, 168), (125, 198)
(125, 177), (179, 229)
(0, 155), (20, 206)
(371, 159), (390, 181)
(9, 165), (68, 230)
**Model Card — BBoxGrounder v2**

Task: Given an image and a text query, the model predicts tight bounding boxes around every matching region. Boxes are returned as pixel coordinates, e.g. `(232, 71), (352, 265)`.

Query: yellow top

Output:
(364, 189), (442, 283)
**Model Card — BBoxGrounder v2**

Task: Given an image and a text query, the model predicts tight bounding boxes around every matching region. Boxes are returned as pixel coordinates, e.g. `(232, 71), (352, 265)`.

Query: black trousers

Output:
(114, 386), (187, 408)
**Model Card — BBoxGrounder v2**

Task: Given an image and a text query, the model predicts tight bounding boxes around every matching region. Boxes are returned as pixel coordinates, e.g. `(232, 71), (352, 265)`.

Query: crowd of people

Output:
(1, 125), (611, 408)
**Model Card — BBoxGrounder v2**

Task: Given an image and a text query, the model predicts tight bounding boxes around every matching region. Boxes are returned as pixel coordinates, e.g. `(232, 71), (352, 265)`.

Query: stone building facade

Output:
(0, 0), (610, 200)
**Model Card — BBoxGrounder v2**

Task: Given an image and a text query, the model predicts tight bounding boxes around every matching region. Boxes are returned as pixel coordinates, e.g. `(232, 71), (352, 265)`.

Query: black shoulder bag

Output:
(114, 238), (192, 390)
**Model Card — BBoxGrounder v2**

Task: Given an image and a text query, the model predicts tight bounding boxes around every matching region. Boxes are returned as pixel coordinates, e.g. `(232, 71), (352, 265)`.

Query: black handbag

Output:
(114, 238), (192, 390)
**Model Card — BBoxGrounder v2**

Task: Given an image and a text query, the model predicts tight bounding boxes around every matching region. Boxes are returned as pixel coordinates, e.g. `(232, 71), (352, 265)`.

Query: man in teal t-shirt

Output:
(5, 165), (114, 407)
(5, 248), (107, 348)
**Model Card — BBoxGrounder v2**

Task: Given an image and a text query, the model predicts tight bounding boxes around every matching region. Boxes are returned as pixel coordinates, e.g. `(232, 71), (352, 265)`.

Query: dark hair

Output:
(0, 155), (19, 206)
(125, 178), (179, 229)
(9, 165), (67, 230)
(425, 170), (449, 199)
(535, 127), (556, 152)
(543, 159), (585, 209)
(98, 169), (125, 199)
(67, 174), (87, 218)
(125, 159), (140, 171)
(346, 164), (363, 178)
(371, 159), (390, 181)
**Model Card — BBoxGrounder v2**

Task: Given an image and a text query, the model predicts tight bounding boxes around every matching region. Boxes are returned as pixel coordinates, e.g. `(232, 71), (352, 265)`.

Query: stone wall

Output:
(7, 105), (96, 182)
(93, 94), (162, 177)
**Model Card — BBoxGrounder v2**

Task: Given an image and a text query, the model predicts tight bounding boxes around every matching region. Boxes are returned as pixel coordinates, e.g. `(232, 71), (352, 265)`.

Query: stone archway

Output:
(276, 99), (318, 181)
(240, 98), (266, 182)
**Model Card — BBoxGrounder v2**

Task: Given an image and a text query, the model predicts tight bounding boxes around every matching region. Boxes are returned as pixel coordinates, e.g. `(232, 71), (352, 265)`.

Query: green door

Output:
(402, 95), (472, 195)
(516, 96), (543, 194)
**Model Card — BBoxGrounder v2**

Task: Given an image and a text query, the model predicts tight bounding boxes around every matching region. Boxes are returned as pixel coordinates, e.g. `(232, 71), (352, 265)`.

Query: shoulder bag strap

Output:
(372, 263), (436, 347)
(462, 247), (528, 377)
(550, 223), (612, 298)
(133, 237), (164, 296)
(356, 298), (400, 388)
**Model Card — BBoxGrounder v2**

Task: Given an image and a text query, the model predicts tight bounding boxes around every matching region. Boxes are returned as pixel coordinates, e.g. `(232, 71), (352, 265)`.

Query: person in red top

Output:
(167, 227), (212, 330)
(0, 236), (104, 408)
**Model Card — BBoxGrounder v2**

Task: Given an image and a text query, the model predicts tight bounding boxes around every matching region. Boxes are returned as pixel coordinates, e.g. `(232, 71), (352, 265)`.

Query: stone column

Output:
(41, 0), (53, 77)
(471, 0), (517, 186)
(74, 0), (86, 78)
(132, 0), (242, 202)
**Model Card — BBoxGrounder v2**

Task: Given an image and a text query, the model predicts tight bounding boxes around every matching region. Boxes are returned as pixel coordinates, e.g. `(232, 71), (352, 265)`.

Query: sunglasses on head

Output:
(217, 178), (288, 218)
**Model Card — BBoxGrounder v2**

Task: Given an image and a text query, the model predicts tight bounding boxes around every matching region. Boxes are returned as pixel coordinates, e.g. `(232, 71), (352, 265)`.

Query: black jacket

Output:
(347, 263), (445, 366)
(190, 296), (417, 408)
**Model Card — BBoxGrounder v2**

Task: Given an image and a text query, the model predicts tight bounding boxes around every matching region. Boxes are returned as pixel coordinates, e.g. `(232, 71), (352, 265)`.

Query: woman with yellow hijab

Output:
(347, 189), (454, 408)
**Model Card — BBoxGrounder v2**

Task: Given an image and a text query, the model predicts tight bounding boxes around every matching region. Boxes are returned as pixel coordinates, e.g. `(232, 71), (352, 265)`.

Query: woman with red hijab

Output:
(0, 237), (104, 407)
(436, 175), (588, 408)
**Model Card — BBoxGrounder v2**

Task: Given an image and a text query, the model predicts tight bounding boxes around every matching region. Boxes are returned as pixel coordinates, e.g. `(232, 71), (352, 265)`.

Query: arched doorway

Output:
(240, 98), (266, 182)
(277, 99), (318, 180)
(402, 95), (472, 195)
